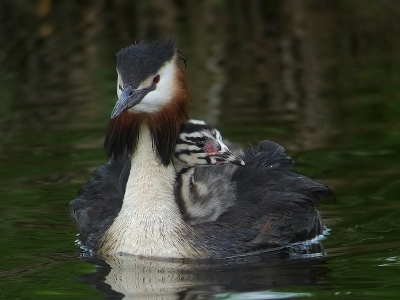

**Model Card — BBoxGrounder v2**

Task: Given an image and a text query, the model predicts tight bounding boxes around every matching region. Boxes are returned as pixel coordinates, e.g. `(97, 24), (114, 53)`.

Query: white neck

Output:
(101, 125), (204, 258)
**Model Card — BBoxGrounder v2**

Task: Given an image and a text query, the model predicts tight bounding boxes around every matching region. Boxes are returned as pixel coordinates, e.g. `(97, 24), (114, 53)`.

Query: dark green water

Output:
(1, 1), (400, 299)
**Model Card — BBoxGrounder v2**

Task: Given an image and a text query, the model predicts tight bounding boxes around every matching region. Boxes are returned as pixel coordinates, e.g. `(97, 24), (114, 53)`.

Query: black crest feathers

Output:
(116, 37), (176, 87)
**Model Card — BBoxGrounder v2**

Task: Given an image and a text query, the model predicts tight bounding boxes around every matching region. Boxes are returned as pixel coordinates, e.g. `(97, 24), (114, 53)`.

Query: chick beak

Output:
(213, 150), (245, 166)
(111, 86), (153, 119)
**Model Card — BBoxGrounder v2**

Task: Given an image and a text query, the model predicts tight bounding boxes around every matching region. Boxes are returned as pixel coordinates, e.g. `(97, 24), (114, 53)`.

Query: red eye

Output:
(152, 75), (160, 84)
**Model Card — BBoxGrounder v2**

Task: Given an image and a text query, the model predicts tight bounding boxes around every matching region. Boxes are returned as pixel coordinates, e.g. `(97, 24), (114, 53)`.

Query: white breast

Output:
(100, 125), (205, 258)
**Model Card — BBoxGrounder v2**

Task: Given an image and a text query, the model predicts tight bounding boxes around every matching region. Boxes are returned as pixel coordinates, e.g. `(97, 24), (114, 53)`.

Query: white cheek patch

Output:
(180, 132), (206, 140)
(117, 72), (123, 98)
(130, 61), (176, 114)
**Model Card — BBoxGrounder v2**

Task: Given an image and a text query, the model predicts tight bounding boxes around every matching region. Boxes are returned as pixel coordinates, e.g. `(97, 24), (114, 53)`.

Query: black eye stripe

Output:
(185, 137), (206, 143)
(177, 139), (194, 146)
(177, 139), (206, 147)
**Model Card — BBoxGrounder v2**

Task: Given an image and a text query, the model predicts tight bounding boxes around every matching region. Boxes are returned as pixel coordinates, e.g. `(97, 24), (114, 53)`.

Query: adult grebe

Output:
(70, 38), (334, 258)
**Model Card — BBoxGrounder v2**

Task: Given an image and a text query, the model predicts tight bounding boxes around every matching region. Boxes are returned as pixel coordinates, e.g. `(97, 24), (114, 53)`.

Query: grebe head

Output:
(173, 120), (244, 168)
(112, 37), (183, 117)
(105, 38), (190, 163)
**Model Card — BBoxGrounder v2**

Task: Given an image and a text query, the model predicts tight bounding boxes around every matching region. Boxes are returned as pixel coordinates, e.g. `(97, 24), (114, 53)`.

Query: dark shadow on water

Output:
(77, 243), (331, 299)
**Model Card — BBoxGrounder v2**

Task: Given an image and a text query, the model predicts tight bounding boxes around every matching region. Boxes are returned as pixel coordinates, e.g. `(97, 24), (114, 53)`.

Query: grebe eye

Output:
(195, 141), (205, 148)
(152, 75), (160, 84)
(118, 84), (122, 90)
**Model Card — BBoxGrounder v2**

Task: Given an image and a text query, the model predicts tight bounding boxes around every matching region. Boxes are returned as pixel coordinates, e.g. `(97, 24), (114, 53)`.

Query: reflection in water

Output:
(3, 0), (399, 149)
(80, 248), (330, 300)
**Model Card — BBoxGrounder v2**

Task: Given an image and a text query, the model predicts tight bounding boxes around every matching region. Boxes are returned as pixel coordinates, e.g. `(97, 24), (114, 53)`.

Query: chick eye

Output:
(195, 141), (205, 148)
(152, 75), (160, 84)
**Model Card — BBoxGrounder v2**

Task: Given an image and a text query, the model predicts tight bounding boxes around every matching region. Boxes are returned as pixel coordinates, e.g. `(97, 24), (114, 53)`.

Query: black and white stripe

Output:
(173, 120), (244, 224)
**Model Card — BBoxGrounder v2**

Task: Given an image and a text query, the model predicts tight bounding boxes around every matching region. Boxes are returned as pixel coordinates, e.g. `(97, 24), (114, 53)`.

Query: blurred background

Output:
(0, 0), (400, 299)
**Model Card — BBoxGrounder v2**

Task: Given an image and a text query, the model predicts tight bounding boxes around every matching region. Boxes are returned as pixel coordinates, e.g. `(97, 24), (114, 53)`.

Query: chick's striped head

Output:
(173, 120), (244, 167)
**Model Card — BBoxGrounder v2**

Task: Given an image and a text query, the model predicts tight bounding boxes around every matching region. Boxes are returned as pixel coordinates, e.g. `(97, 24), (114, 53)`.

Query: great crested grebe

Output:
(70, 38), (335, 259)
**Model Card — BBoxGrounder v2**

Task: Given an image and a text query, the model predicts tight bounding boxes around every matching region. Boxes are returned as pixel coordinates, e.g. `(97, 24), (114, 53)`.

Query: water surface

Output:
(1, 1), (400, 299)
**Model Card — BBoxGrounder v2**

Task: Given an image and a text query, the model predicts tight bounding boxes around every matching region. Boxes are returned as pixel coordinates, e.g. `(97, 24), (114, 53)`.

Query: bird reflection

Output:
(78, 245), (331, 300)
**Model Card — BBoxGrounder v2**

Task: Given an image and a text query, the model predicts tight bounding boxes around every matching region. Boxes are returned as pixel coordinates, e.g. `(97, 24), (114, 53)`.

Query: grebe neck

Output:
(100, 124), (205, 258)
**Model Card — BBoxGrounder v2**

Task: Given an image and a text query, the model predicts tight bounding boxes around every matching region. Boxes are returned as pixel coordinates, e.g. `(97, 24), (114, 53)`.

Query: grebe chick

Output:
(173, 119), (244, 225)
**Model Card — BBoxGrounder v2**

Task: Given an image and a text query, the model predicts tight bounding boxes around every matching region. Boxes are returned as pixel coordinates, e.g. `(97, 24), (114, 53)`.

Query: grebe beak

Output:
(213, 150), (245, 166)
(111, 86), (154, 119)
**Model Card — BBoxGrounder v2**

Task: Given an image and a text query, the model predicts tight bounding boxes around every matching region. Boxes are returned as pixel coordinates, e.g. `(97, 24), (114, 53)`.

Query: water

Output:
(1, 1), (400, 299)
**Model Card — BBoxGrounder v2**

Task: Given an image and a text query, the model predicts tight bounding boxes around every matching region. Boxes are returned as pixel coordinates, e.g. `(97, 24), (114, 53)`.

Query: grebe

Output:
(70, 38), (335, 258)
(173, 120), (244, 225)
